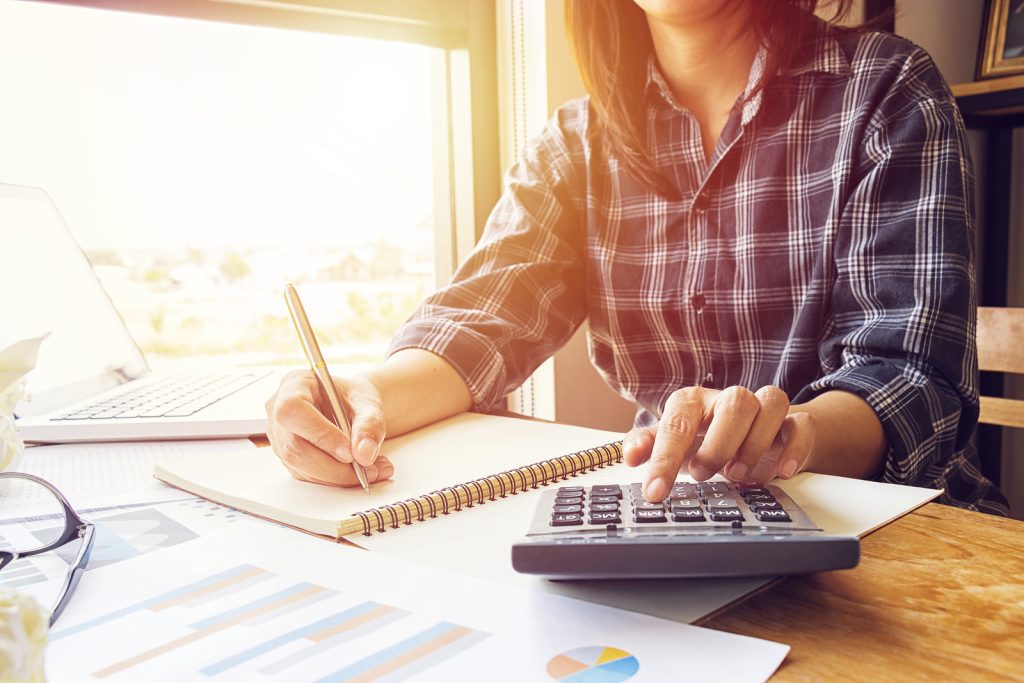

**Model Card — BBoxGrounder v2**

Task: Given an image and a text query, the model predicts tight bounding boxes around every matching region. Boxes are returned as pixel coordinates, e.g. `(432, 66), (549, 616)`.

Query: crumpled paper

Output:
(0, 587), (47, 683)
(0, 337), (45, 473)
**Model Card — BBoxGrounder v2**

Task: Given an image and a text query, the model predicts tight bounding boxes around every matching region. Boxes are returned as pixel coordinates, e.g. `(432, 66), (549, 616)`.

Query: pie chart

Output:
(546, 646), (640, 682)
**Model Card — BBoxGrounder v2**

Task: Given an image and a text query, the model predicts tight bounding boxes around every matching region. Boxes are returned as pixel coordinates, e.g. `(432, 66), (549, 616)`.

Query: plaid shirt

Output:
(391, 24), (1009, 515)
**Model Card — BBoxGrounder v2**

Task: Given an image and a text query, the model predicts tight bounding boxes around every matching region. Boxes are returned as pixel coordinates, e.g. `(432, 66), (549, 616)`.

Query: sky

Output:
(0, 0), (437, 250)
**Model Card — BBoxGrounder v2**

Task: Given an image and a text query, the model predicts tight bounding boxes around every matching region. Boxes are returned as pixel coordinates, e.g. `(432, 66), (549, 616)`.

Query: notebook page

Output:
(154, 413), (623, 536)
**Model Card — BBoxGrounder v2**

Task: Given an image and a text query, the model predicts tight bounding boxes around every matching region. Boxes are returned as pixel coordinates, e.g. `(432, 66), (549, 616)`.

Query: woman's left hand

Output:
(623, 385), (816, 502)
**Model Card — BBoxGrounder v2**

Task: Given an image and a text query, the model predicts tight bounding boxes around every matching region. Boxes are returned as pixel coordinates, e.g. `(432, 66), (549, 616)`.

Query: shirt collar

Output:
(645, 23), (851, 106)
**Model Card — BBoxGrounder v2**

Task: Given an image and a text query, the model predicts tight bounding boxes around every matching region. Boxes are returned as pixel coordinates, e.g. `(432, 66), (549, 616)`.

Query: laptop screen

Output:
(3, 184), (147, 415)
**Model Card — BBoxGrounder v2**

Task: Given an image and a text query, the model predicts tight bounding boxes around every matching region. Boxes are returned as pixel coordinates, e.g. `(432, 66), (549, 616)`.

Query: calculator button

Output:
(705, 498), (738, 508)
(550, 513), (584, 526)
(589, 494), (619, 504)
(672, 508), (706, 522)
(743, 493), (775, 503)
(700, 483), (730, 494)
(634, 509), (667, 523)
(554, 496), (583, 506)
(589, 511), (621, 524)
(670, 500), (701, 510)
(592, 484), (622, 495)
(750, 500), (782, 511)
(672, 483), (698, 493)
(736, 483), (769, 492)
(704, 492), (730, 501)
(670, 492), (700, 501)
(552, 504), (583, 514)
(557, 487), (584, 496)
(633, 502), (665, 512)
(589, 503), (620, 512)
(755, 509), (792, 522)
(709, 509), (744, 522)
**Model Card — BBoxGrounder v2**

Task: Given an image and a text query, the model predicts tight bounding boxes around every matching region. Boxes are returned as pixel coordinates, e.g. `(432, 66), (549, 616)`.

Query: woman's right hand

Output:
(264, 370), (395, 486)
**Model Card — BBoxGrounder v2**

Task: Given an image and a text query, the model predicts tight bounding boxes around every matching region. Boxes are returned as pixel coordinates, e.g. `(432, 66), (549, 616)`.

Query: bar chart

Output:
(48, 563), (490, 682)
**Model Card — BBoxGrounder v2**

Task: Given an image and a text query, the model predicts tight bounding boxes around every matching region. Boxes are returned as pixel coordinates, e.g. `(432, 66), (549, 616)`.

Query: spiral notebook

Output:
(154, 413), (624, 539)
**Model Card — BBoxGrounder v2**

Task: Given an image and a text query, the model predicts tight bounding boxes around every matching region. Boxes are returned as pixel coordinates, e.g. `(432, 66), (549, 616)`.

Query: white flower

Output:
(0, 337), (45, 473)
(0, 586), (47, 683)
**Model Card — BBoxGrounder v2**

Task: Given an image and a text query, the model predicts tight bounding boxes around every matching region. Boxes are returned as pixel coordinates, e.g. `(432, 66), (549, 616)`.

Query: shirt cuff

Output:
(798, 357), (965, 484)
(387, 316), (509, 410)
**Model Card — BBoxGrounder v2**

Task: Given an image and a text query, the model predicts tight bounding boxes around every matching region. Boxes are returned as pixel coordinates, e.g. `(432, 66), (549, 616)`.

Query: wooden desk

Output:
(699, 503), (1024, 681)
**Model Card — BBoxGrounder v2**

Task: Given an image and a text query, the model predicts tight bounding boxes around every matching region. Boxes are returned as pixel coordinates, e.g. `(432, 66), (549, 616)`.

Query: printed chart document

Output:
(47, 525), (789, 683)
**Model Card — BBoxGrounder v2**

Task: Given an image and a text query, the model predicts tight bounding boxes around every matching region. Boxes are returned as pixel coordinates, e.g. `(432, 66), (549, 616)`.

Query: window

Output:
(0, 0), (463, 369)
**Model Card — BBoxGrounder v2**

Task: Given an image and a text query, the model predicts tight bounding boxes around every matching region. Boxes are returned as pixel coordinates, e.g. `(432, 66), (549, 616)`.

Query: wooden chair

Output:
(976, 307), (1024, 429)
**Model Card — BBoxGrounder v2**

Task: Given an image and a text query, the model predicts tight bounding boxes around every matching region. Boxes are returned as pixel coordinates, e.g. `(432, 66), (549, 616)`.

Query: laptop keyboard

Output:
(54, 371), (269, 420)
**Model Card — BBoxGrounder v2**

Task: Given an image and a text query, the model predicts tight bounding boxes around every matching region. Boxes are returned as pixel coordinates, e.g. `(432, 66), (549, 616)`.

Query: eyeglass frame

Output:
(0, 472), (95, 626)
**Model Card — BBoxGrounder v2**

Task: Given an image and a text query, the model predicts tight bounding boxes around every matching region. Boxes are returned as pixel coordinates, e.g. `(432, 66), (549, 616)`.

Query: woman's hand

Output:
(623, 385), (816, 502)
(265, 370), (395, 486)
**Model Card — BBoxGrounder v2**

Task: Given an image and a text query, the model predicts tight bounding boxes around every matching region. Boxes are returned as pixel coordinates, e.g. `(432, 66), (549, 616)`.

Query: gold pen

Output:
(284, 283), (370, 493)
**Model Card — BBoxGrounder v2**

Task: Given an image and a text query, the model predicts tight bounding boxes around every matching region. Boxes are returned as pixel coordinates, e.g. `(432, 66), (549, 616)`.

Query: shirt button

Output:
(692, 193), (709, 214)
(691, 293), (706, 310)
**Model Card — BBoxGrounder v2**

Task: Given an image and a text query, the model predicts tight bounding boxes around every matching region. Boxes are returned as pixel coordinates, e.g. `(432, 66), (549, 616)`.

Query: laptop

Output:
(6, 183), (288, 443)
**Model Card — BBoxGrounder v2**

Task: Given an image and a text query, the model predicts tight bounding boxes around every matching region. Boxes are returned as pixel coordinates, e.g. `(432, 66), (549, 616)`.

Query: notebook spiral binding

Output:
(352, 441), (623, 536)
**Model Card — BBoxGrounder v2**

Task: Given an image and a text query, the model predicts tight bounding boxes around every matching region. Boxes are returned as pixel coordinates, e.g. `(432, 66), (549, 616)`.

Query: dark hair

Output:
(565, 0), (859, 198)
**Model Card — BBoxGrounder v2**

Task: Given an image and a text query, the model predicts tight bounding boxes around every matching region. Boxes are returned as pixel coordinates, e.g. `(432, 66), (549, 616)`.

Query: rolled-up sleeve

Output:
(797, 70), (979, 487)
(388, 101), (589, 409)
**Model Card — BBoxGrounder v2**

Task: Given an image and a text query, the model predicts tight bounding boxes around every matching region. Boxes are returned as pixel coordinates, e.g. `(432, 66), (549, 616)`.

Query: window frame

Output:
(29, 0), (499, 285)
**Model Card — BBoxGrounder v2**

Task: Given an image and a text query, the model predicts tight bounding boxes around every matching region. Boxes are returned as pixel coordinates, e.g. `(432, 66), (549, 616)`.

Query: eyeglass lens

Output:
(0, 475), (71, 553)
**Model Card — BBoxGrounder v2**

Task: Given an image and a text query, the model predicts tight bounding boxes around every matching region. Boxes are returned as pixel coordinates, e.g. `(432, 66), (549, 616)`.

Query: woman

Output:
(266, 0), (1009, 514)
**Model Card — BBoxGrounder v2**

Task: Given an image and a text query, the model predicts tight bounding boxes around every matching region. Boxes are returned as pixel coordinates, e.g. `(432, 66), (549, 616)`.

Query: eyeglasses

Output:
(0, 472), (95, 626)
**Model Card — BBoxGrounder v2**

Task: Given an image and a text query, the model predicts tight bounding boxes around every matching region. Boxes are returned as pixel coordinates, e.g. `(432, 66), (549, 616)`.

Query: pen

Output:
(284, 283), (371, 493)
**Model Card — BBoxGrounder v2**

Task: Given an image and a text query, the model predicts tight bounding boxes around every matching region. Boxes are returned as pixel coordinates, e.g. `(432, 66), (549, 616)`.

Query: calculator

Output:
(511, 480), (859, 579)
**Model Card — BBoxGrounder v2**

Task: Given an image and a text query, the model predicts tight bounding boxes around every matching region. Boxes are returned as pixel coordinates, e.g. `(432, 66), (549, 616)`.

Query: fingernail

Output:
(780, 460), (798, 478)
(355, 438), (378, 465)
(726, 461), (748, 481)
(689, 463), (713, 481)
(335, 446), (352, 463)
(644, 476), (668, 501)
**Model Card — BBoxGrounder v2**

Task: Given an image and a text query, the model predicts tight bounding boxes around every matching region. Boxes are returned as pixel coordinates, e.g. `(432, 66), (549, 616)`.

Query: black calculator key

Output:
(751, 500), (782, 511)
(551, 513), (584, 526)
(589, 511), (621, 524)
(704, 492), (730, 501)
(709, 509), (744, 522)
(700, 483), (730, 493)
(552, 504), (583, 514)
(590, 503), (620, 512)
(555, 496), (583, 506)
(736, 483), (769, 491)
(634, 509), (667, 523)
(670, 499), (701, 510)
(557, 486), (584, 495)
(592, 484), (622, 494)
(755, 509), (792, 522)
(672, 508), (706, 522)
(633, 502), (665, 512)
(743, 493), (775, 503)
(590, 494), (619, 504)
(670, 492), (700, 501)
(706, 498), (738, 508)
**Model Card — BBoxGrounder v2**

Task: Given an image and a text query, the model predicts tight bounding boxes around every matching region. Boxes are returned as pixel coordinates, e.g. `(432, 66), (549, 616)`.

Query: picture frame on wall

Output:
(978, 0), (1024, 79)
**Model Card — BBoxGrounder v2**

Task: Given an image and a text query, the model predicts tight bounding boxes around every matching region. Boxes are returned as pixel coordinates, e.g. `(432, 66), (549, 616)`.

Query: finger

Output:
(775, 412), (815, 479)
(341, 379), (386, 467)
(725, 386), (789, 482)
(272, 375), (354, 464)
(277, 433), (394, 486)
(622, 426), (656, 467)
(689, 386), (760, 481)
(644, 387), (711, 502)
